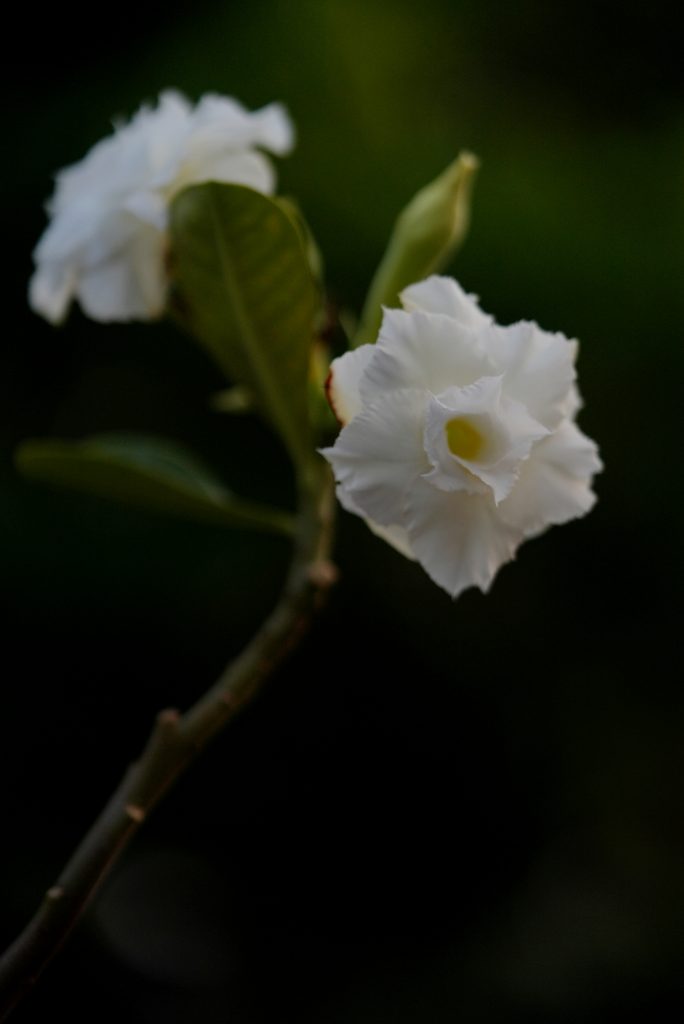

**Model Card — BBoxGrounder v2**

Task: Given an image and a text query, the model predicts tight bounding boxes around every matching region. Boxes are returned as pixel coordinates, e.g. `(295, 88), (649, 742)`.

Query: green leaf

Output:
(169, 183), (319, 468)
(276, 196), (325, 284)
(15, 434), (295, 537)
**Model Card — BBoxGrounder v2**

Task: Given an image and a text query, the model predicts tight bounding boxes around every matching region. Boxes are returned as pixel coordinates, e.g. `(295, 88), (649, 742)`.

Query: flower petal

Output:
(77, 225), (166, 321)
(404, 478), (521, 598)
(57, 91), (191, 205)
(336, 486), (416, 561)
(122, 189), (168, 230)
(30, 91), (293, 326)
(498, 419), (602, 538)
(249, 102), (295, 155)
(361, 308), (495, 403)
(486, 320), (578, 429)
(190, 96), (294, 156)
(77, 260), (145, 321)
(422, 377), (549, 502)
(400, 275), (492, 329)
(174, 149), (276, 197)
(325, 345), (375, 425)
(34, 197), (104, 262)
(28, 263), (77, 325)
(320, 388), (428, 525)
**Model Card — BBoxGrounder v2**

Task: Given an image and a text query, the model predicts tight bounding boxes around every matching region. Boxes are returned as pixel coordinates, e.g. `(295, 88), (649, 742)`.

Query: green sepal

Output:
(15, 434), (295, 536)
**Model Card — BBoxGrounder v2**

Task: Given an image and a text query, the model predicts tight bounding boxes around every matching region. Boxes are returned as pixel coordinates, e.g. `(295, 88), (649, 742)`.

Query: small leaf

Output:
(169, 183), (319, 469)
(15, 434), (295, 536)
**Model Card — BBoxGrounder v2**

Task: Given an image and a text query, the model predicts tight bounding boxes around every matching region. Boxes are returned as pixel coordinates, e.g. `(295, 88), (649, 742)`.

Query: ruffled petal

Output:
(560, 382), (582, 419)
(117, 90), (192, 188)
(325, 345), (375, 425)
(422, 378), (549, 502)
(404, 478), (521, 598)
(498, 419), (602, 538)
(400, 275), (492, 329)
(55, 92), (192, 206)
(361, 308), (495, 403)
(320, 388), (428, 526)
(77, 260), (144, 321)
(486, 320), (578, 429)
(77, 224), (166, 321)
(191, 96), (293, 153)
(28, 262), (77, 325)
(336, 486), (416, 561)
(122, 189), (168, 230)
(248, 102), (295, 155)
(366, 520), (416, 561)
(30, 91), (294, 326)
(174, 149), (276, 197)
(34, 197), (103, 262)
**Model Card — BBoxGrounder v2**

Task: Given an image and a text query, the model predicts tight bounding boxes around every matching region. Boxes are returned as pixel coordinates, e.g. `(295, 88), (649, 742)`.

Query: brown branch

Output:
(0, 462), (336, 1021)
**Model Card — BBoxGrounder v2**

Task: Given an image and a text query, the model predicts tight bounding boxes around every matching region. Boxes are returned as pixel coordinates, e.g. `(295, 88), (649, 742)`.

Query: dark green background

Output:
(3, 1), (683, 1020)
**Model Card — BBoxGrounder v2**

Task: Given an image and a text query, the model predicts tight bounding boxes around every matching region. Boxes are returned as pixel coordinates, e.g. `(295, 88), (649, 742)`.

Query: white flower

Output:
(29, 90), (294, 324)
(321, 276), (602, 599)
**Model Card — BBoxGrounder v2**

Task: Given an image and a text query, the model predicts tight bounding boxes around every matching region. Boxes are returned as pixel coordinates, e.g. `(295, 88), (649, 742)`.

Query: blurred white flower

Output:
(322, 276), (602, 599)
(29, 90), (294, 324)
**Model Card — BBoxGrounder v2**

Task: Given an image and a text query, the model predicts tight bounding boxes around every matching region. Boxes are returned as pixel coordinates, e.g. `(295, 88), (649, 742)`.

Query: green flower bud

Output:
(354, 152), (479, 347)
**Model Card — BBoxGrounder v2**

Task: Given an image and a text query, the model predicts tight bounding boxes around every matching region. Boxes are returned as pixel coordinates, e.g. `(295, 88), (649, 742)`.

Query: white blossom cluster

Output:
(29, 91), (293, 324)
(28, 90), (601, 601)
(322, 276), (602, 598)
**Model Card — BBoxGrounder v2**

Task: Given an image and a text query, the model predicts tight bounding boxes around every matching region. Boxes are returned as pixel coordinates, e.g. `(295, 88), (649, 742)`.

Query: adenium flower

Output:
(29, 90), (293, 324)
(322, 276), (602, 599)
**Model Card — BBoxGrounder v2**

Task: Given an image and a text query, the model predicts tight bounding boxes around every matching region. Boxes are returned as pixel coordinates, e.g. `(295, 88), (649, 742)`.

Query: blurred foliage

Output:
(15, 433), (295, 534)
(2, 1), (684, 1021)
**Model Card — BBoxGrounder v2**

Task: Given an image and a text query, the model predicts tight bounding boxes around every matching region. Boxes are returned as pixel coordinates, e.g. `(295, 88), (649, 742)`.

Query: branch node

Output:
(124, 804), (146, 823)
(157, 708), (181, 727)
(0, 471), (336, 1015)
(307, 559), (338, 589)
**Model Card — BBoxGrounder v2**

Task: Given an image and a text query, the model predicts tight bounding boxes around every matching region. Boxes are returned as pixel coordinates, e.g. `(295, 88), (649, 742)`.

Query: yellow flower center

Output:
(445, 417), (484, 460)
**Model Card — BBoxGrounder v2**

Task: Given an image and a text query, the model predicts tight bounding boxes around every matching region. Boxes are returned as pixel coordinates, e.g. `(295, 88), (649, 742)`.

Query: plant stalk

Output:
(0, 461), (336, 1020)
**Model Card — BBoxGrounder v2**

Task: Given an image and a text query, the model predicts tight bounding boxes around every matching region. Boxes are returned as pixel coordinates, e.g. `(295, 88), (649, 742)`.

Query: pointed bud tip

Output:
(457, 150), (480, 171)
(440, 151), (480, 195)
